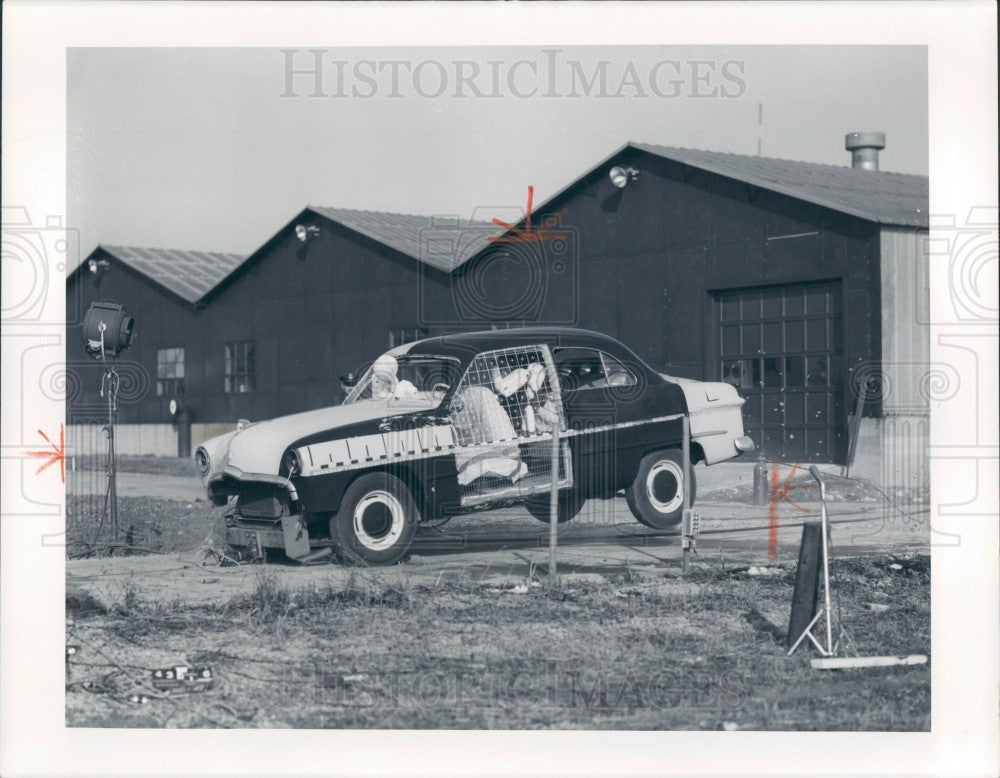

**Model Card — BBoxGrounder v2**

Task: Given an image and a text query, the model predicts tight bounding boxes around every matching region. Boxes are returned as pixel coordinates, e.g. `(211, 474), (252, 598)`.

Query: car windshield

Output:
(344, 355), (462, 404)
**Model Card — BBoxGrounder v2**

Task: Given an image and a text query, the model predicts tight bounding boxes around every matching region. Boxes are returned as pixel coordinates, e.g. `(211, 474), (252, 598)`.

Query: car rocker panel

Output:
(194, 327), (754, 563)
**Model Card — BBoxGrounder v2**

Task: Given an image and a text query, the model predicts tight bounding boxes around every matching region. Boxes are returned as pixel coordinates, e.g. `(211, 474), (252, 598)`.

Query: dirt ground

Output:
(66, 498), (928, 607)
(65, 459), (931, 730)
(66, 552), (930, 730)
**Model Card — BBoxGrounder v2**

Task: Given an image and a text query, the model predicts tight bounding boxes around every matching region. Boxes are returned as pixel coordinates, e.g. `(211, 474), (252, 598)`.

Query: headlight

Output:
(194, 447), (211, 476)
(735, 436), (756, 453)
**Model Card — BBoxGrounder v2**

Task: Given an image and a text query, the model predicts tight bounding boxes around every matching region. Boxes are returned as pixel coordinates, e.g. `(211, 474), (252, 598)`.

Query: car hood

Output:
(202, 397), (439, 480)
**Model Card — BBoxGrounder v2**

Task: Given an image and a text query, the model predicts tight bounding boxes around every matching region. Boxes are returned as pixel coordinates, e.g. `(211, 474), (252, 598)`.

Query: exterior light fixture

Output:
(609, 166), (640, 188)
(295, 224), (320, 243)
(88, 258), (110, 274)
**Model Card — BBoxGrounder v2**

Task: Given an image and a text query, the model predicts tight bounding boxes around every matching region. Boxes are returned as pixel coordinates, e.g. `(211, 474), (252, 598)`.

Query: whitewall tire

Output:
(625, 449), (696, 530)
(330, 472), (418, 565)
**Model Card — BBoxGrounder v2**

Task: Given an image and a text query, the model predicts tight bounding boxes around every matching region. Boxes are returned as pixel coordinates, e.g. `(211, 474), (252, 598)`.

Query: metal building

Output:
(66, 138), (928, 477)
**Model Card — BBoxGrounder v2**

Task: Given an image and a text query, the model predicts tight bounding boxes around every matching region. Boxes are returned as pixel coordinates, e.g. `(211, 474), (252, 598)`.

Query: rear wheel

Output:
(525, 490), (584, 524)
(330, 472), (418, 565)
(625, 449), (696, 530)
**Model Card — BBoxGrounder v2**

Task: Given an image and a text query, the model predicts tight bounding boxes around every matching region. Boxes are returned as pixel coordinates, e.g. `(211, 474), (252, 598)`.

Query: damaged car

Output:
(195, 327), (754, 564)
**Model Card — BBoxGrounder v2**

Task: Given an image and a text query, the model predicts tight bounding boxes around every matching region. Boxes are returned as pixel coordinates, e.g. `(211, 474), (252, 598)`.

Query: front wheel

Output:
(330, 472), (419, 565)
(625, 449), (696, 530)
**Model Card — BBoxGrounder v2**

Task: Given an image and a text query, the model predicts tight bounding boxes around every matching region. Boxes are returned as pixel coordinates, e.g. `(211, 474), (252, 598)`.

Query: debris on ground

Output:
(747, 565), (784, 577)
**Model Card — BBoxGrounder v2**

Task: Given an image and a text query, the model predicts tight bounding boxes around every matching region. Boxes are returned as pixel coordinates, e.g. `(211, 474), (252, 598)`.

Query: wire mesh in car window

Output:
(452, 346), (556, 440)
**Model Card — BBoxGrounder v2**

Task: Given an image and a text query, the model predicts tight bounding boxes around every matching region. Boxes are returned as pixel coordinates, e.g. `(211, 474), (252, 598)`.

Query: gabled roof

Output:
(96, 245), (245, 304)
(307, 206), (503, 272)
(72, 142), (929, 305)
(631, 142), (928, 228)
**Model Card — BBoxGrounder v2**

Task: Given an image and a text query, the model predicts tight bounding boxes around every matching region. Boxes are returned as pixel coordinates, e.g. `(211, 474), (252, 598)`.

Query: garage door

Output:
(716, 281), (846, 463)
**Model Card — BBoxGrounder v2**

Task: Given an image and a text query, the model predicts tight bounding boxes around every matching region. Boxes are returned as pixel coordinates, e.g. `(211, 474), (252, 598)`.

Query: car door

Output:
(550, 347), (643, 498)
(447, 344), (572, 507)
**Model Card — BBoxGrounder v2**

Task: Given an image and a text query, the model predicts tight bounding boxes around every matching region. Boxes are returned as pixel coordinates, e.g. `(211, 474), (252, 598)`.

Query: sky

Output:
(67, 45), (927, 263)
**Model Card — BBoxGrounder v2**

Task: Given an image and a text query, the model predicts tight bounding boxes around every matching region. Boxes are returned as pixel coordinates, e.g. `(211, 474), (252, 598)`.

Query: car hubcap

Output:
(353, 490), (404, 551)
(646, 460), (684, 513)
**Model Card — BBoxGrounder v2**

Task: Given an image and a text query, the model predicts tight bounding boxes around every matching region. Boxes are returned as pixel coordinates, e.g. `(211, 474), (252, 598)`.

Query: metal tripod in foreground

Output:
(787, 465), (835, 657)
(786, 465), (930, 670)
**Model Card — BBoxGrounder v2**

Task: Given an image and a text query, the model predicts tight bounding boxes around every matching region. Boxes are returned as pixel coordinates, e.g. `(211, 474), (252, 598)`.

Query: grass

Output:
(65, 553), (930, 730)
(65, 494), (223, 558)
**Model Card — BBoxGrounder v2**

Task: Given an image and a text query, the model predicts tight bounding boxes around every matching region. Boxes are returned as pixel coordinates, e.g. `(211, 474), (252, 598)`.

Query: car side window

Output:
(553, 348), (637, 392)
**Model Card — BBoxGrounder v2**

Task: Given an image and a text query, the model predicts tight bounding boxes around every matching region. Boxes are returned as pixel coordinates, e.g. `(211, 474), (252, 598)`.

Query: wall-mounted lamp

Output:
(295, 224), (320, 243)
(609, 166), (640, 189)
(88, 258), (110, 275)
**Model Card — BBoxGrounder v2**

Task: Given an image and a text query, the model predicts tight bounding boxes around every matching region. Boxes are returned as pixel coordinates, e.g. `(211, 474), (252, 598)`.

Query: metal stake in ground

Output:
(681, 414), (693, 574)
(548, 423), (560, 581)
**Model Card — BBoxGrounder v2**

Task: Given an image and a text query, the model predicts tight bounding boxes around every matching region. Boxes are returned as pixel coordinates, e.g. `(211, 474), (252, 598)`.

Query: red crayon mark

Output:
(488, 186), (568, 244)
(28, 424), (65, 484)
(767, 462), (813, 558)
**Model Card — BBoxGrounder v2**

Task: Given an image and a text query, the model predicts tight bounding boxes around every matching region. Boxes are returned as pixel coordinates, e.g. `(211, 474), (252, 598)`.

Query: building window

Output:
(225, 341), (256, 393)
(156, 348), (185, 396)
(388, 327), (429, 348)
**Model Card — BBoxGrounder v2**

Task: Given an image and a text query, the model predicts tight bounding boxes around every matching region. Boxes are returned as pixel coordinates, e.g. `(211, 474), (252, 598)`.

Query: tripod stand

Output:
(100, 365), (121, 550)
(85, 320), (122, 554)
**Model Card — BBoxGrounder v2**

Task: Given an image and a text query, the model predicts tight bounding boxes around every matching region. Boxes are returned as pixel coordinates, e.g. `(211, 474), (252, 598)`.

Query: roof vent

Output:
(845, 132), (885, 171)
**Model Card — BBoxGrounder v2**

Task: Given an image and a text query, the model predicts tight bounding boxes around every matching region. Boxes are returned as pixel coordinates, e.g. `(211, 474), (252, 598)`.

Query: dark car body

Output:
(195, 328), (752, 560)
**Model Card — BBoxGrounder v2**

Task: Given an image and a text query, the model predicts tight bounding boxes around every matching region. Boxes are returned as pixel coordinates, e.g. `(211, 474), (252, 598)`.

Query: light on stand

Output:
(82, 300), (134, 359)
(82, 300), (135, 553)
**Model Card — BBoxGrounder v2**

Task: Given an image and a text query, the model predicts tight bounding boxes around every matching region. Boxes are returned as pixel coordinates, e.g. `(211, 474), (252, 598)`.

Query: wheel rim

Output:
(353, 490), (405, 551)
(646, 460), (684, 514)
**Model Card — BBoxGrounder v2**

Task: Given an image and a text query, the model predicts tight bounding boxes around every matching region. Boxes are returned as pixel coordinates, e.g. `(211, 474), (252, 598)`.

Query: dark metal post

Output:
(548, 424), (560, 581)
(681, 414), (691, 574)
(753, 455), (769, 506)
(176, 408), (191, 458)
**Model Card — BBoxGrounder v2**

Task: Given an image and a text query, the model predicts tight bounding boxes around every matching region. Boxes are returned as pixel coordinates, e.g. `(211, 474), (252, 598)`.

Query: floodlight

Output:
(295, 224), (320, 243)
(609, 166), (640, 188)
(82, 300), (134, 359)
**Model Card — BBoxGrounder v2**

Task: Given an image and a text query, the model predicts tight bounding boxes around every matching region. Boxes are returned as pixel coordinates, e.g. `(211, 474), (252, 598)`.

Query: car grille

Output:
(236, 484), (291, 520)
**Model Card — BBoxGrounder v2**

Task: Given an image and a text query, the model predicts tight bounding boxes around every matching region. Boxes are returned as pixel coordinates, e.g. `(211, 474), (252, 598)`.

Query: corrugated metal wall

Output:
(872, 227), (930, 487)
(879, 227), (931, 415)
(66, 423), (237, 459)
